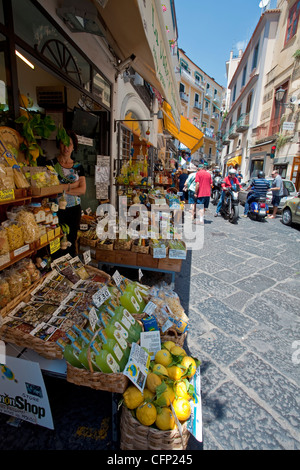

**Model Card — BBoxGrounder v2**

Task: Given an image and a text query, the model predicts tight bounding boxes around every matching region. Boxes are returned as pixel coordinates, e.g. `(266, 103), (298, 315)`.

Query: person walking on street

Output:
(242, 171), (270, 217)
(178, 169), (188, 201)
(194, 164), (213, 224)
(183, 170), (197, 218)
(268, 169), (284, 219)
(214, 168), (242, 216)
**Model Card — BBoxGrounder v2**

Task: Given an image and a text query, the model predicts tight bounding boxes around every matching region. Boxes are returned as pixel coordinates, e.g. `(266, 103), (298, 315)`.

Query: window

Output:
(285, 0), (300, 44)
(242, 64), (247, 87)
(252, 42), (259, 70)
(180, 83), (185, 93)
(195, 93), (199, 103)
(232, 84), (237, 102)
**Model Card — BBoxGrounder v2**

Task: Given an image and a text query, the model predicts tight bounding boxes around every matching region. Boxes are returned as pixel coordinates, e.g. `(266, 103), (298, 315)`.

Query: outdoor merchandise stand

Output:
(0, 250), (202, 450)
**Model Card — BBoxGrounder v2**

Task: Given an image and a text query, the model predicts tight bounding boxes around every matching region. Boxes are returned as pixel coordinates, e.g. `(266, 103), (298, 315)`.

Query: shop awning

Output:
(162, 102), (204, 154)
(227, 156), (242, 167)
(97, 0), (181, 131)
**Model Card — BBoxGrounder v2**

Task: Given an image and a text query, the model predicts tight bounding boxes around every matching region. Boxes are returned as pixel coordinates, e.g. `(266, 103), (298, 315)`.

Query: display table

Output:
(95, 248), (183, 283)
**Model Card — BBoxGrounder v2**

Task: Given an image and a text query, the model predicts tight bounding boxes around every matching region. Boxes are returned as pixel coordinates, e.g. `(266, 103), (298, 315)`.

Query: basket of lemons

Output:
(120, 341), (200, 450)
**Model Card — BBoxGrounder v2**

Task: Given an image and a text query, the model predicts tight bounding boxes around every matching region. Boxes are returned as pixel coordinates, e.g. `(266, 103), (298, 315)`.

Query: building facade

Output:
(178, 49), (224, 166)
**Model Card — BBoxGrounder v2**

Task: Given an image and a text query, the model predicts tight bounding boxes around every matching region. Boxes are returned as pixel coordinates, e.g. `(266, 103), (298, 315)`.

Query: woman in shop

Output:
(51, 130), (86, 257)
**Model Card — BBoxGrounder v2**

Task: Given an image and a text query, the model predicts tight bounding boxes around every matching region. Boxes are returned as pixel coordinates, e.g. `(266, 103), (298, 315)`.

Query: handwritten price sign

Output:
(92, 286), (111, 308)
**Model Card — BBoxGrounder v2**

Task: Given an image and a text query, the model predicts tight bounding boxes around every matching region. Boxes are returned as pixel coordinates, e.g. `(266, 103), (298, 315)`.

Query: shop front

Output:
(249, 141), (276, 178)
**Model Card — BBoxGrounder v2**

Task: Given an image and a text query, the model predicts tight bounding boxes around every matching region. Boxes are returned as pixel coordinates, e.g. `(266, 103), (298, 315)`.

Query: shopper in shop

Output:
(51, 130), (86, 256)
(194, 164), (213, 224)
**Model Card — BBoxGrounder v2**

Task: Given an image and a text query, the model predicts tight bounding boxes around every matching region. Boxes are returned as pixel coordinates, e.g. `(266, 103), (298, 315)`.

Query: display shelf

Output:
(0, 248), (35, 272)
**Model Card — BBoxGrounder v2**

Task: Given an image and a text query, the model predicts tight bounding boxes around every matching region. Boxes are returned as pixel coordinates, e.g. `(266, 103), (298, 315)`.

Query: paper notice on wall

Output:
(95, 165), (110, 184)
(96, 155), (110, 166)
(96, 184), (109, 199)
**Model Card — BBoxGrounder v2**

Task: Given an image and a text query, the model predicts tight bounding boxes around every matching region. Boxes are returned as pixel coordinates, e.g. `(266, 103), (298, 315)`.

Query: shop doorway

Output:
(250, 159), (264, 177)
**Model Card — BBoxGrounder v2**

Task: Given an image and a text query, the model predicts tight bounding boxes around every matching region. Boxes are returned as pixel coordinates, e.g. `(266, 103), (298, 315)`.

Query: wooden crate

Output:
(158, 258), (182, 272)
(95, 248), (116, 263)
(29, 184), (65, 197)
(117, 250), (137, 265)
(136, 253), (159, 268)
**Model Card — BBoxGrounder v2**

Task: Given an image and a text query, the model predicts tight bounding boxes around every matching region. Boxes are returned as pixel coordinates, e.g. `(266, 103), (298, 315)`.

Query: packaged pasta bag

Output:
(0, 274), (11, 308)
(16, 209), (40, 243)
(45, 165), (60, 186)
(3, 220), (25, 251)
(15, 260), (32, 289)
(0, 162), (15, 189)
(0, 226), (10, 256)
(4, 267), (23, 299)
(13, 167), (30, 189)
(22, 258), (41, 283)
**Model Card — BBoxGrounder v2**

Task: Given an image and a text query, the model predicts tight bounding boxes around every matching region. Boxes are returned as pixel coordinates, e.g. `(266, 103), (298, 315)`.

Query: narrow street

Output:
(176, 208), (300, 450)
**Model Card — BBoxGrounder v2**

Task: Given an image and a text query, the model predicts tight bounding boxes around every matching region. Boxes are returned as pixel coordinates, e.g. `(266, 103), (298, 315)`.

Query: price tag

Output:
(112, 270), (123, 286)
(89, 307), (98, 331)
(49, 237), (61, 254)
(153, 246), (166, 258)
(92, 286), (111, 308)
(143, 301), (157, 315)
(13, 244), (29, 257)
(83, 250), (91, 264)
(80, 224), (89, 231)
(0, 189), (14, 202)
(169, 249), (186, 260)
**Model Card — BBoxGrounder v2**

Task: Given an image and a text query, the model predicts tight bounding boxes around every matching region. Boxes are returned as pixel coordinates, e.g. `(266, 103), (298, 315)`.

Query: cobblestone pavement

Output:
(176, 208), (300, 451)
(0, 206), (299, 451)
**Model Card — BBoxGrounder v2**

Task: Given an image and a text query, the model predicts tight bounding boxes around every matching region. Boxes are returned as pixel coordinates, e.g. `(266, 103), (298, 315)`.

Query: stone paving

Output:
(176, 208), (300, 450)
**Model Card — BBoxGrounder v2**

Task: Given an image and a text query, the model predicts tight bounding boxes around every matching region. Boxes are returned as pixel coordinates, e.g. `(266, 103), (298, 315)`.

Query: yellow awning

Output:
(227, 156), (242, 167)
(162, 102), (204, 154)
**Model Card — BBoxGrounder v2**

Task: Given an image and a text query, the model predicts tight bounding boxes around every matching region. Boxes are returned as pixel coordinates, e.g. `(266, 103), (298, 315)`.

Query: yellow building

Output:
(178, 49), (224, 165)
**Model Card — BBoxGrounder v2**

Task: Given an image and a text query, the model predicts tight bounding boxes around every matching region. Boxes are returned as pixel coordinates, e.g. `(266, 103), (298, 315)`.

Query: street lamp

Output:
(275, 87), (294, 111)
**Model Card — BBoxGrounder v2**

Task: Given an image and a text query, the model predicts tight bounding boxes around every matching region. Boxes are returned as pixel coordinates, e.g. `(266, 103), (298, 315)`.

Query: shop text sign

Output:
(0, 356), (54, 429)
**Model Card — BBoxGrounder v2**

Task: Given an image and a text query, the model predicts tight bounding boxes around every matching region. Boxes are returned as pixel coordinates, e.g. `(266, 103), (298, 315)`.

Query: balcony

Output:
(211, 112), (220, 120)
(204, 128), (215, 140)
(205, 90), (212, 99)
(193, 102), (202, 110)
(222, 132), (230, 145)
(251, 118), (282, 143)
(228, 122), (238, 139)
(236, 113), (249, 133)
(203, 107), (210, 116)
(180, 92), (189, 103)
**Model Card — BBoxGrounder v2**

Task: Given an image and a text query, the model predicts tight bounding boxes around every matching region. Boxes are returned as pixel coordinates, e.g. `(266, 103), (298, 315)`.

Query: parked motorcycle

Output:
(248, 196), (269, 221)
(220, 184), (240, 224)
(211, 175), (222, 205)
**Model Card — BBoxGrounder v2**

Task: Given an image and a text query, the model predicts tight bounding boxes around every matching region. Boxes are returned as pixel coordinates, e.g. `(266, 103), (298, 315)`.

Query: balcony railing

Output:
(228, 122), (238, 139)
(222, 132), (230, 144)
(203, 107), (210, 116)
(204, 128), (215, 139)
(251, 117), (282, 142)
(180, 92), (189, 103)
(193, 102), (202, 110)
(236, 113), (249, 132)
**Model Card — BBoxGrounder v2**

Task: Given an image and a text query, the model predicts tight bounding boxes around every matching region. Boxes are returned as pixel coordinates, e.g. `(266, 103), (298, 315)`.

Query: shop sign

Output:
(137, 0), (181, 131)
(282, 121), (295, 131)
(0, 356), (54, 429)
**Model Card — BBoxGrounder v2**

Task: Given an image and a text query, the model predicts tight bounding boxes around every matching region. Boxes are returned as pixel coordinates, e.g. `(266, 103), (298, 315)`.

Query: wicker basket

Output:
(66, 329), (129, 392)
(0, 325), (64, 359)
(161, 328), (187, 347)
(114, 239), (132, 251)
(85, 265), (111, 283)
(120, 406), (190, 450)
(131, 239), (150, 254)
(97, 240), (114, 251)
(79, 237), (98, 247)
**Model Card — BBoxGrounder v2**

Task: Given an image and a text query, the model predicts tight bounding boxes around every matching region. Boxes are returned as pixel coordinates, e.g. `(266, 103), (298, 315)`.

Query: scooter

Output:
(248, 197), (269, 221)
(211, 175), (222, 205)
(220, 184), (240, 224)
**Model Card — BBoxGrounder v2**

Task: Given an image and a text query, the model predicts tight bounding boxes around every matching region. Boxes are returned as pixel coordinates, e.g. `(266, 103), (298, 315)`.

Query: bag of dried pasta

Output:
(4, 268), (23, 299)
(3, 220), (24, 251)
(0, 274), (11, 308)
(0, 226), (10, 256)
(16, 209), (40, 244)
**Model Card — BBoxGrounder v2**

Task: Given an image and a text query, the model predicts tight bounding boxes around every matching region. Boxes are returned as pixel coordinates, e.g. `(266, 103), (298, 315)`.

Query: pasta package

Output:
(16, 209), (40, 243)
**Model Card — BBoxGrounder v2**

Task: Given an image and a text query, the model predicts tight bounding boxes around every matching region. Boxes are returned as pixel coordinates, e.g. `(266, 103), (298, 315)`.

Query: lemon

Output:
(143, 388), (155, 402)
(155, 384), (175, 407)
(167, 365), (184, 381)
(146, 372), (162, 393)
(155, 407), (176, 431)
(174, 380), (191, 401)
(162, 340), (176, 351)
(19, 94), (33, 109)
(172, 397), (191, 421)
(154, 349), (172, 367)
(136, 402), (157, 426)
(152, 363), (169, 377)
(123, 385), (144, 410)
(170, 345), (186, 356)
(181, 356), (197, 378)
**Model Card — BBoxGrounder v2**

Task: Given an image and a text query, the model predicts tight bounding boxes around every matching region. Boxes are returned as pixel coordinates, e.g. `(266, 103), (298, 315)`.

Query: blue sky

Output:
(174, 0), (277, 87)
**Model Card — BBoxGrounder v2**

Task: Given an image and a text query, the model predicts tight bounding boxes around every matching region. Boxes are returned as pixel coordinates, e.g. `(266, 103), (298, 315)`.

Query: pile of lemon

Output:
(122, 341), (200, 431)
